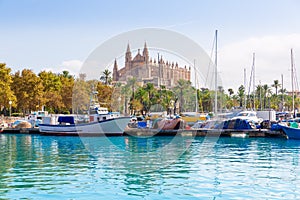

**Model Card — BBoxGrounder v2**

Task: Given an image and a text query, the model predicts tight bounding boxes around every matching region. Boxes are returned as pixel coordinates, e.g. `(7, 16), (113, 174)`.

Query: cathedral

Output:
(112, 42), (191, 88)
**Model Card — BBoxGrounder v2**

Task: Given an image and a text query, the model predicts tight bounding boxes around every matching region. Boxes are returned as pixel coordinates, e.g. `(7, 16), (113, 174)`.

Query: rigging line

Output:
(247, 53), (255, 102)
(293, 61), (299, 92)
(247, 61), (254, 97)
(205, 33), (216, 88)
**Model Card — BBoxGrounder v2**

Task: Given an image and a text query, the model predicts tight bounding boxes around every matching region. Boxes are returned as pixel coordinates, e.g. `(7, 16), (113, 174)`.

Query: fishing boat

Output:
(39, 91), (131, 136)
(277, 49), (300, 139)
(277, 123), (300, 140)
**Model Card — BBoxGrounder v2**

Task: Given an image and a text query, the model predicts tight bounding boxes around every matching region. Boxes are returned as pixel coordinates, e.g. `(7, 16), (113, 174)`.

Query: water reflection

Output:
(1, 134), (300, 199)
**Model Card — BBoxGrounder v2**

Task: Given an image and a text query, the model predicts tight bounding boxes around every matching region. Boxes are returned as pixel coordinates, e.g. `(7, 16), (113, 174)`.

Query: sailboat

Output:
(278, 48), (300, 139)
(181, 29), (219, 125)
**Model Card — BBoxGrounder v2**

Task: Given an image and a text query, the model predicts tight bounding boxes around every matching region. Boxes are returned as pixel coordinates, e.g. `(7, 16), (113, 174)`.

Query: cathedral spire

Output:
(126, 43), (131, 53)
(114, 58), (118, 69)
(143, 41), (149, 62)
(113, 58), (119, 81)
(125, 43), (132, 68)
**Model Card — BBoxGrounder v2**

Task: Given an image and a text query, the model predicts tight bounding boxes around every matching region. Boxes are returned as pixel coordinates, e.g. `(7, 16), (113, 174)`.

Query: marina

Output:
(1, 134), (300, 199)
(1, 1), (300, 199)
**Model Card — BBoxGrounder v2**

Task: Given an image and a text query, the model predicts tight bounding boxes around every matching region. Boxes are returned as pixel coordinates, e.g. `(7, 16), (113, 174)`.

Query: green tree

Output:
(174, 79), (193, 113)
(59, 71), (74, 113)
(135, 87), (148, 115)
(39, 71), (63, 113)
(228, 88), (234, 96)
(12, 69), (44, 114)
(237, 85), (245, 108)
(121, 84), (132, 115)
(144, 83), (157, 113)
(263, 84), (272, 109)
(198, 88), (213, 112)
(72, 73), (90, 114)
(160, 87), (175, 115)
(100, 69), (112, 85)
(271, 80), (281, 96)
(0, 63), (16, 115)
(97, 81), (113, 111)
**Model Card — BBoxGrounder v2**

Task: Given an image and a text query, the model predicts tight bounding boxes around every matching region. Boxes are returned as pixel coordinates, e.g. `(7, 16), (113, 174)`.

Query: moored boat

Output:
(39, 116), (131, 136)
(277, 123), (300, 140)
(39, 90), (131, 136)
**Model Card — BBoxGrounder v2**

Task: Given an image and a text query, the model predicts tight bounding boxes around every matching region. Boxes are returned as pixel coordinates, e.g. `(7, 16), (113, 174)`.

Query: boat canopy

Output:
(58, 116), (75, 124)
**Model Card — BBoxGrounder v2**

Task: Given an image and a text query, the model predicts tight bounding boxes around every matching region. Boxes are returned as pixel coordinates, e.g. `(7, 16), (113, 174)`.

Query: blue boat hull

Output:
(279, 125), (300, 140)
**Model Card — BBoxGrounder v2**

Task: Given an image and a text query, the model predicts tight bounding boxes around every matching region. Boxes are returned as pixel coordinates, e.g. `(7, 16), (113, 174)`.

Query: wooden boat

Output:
(155, 117), (184, 130)
(39, 116), (131, 136)
(124, 117), (187, 137)
(39, 90), (131, 136)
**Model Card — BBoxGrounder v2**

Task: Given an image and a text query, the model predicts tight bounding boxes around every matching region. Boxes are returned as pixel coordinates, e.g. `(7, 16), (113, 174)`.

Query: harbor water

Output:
(1, 133), (300, 199)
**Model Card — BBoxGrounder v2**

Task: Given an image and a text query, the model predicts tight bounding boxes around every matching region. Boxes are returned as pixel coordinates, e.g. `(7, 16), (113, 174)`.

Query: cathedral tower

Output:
(143, 42), (149, 62)
(125, 43), (132, 69)
(113, 59), (119, 81)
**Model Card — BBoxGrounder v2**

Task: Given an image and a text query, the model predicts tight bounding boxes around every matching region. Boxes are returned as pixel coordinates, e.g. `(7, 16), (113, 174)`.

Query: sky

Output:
(1, 0), (300, 93)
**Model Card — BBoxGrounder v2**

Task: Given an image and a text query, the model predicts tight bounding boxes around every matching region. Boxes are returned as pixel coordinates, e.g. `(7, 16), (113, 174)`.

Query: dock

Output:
(1, 127), (286, 138)
(124, 128), (286, 138)
(2, 128), (40, 134)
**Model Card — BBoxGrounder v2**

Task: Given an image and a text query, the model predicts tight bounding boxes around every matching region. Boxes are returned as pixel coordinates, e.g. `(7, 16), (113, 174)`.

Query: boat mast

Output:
(194, 59), (198, 113)
(244, 68), (247, 109)
(281, 74), (284, 111)
(252, 53), (256, 110)
(291, 48), (295, 117)
(158, 53), (160, 88)
(214, 30), (218, 114)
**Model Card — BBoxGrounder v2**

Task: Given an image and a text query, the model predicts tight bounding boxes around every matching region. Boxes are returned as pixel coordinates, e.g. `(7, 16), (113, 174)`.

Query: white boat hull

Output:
(39, 117), (131, 136)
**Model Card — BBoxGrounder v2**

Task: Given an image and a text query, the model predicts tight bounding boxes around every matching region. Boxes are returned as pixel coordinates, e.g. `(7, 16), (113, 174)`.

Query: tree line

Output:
(0, 63), (297, 116)
(0, 63), (74, 116)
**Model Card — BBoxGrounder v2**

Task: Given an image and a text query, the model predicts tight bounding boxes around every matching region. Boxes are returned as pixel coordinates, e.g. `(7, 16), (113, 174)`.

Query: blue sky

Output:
(1, 0), (300, 91)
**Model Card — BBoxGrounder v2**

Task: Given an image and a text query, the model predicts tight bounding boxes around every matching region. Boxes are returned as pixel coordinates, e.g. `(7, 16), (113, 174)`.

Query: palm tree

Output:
(263, 84), (272, 109)
(228, 88), (234, 96)
(121, 84), (131, 115)
(100, 69), (112, 85)
(199, 88), (213, 112)
(271, 80), (281, 96)
(174, 79), (191, 113)
(135, 87), (148, 115)
(127, 78), (137, 114)
(144, 83), (156, 113)
(237, 85), (245, 108)
(127, 77), (137, 98)
(256, 84), (263, 110)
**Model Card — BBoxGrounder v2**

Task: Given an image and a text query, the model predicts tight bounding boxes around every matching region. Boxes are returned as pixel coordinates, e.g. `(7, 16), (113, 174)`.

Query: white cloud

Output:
(219, 34), (300, 93)
(60, 60), (82, 75)
(43, 60), (83, 76)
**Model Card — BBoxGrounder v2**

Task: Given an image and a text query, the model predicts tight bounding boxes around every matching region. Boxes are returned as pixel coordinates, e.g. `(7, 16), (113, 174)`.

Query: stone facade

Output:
(112, 42), (191, 88)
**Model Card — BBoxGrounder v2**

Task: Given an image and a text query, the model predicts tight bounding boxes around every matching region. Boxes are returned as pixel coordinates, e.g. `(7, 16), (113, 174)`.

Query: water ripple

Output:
(1, 135), (300, 199)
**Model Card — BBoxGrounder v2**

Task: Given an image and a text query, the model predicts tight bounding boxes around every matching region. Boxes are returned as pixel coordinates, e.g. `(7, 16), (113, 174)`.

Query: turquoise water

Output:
(1, 134), (300, 199)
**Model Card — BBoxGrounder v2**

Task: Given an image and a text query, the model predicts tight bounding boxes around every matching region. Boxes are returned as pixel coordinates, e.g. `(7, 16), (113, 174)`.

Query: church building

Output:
(112, 42), (191, 88)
